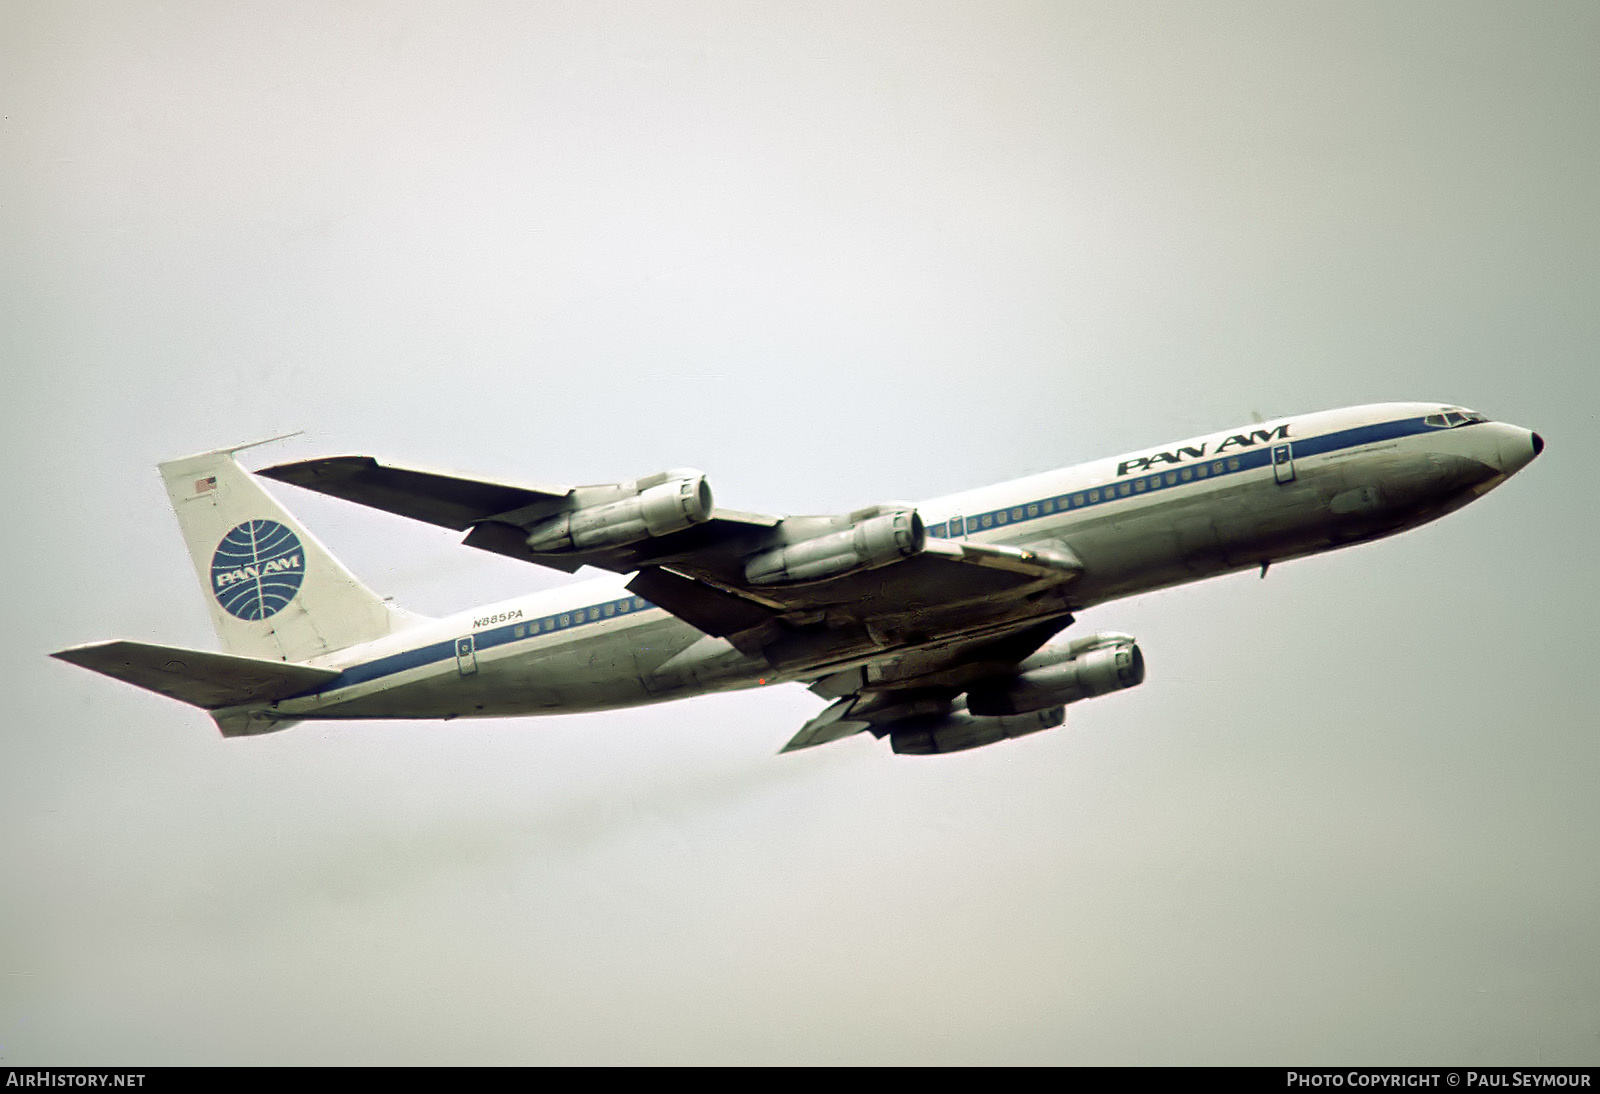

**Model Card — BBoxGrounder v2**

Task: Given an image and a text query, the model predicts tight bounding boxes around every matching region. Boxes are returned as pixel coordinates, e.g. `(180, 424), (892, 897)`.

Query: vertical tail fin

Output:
(159, 444), (420, 663)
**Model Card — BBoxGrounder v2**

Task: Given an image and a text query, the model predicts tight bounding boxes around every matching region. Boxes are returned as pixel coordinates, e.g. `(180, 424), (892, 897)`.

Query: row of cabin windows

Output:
(925, 457), (1245, 538)
(509, 596), (652, 639)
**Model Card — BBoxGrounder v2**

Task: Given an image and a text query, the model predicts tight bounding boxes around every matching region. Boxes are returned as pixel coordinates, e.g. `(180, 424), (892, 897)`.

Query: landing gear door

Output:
(1272, 442), (1296, 484)
(455, 635), (478, 676)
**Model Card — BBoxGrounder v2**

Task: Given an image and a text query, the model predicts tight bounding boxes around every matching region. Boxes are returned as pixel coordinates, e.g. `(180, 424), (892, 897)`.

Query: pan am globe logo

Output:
(210, 520), (306, 621)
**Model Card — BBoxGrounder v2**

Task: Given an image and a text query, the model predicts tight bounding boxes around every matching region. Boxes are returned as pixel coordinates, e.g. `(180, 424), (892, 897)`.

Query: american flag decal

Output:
(194, 476), (217, 494)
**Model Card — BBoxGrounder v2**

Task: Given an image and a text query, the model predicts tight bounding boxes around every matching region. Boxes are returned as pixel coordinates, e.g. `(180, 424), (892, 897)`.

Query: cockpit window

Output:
(1425, 407), (1489, 429)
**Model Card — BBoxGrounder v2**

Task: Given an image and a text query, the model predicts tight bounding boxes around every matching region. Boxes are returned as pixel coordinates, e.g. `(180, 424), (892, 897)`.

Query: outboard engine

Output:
(523, 471), (713, 552)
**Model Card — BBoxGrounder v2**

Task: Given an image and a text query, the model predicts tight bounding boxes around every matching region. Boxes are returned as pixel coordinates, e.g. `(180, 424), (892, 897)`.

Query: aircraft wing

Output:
(258, 456), (779, 575)
(780, 618), (1072, 751)
(259, 456), (1085, 669)
(257, 456), (570, 532)
(617, 536), (1080, 638)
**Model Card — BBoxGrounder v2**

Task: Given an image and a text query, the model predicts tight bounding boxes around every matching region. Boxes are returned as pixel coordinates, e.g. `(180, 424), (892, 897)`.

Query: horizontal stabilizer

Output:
(51, 641), (338, 710)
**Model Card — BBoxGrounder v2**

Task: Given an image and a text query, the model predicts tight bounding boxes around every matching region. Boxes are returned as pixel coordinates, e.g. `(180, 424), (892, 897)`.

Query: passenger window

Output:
(559, 614), (570, 628)
(1196, 464), (1208, 477)
(1027, 504), (1038, 518)
(996, 511), (1008, 524)
(1041, 499), (1053, 514)
(633, 597), (648, 610)
(1165, 472), (1177, 485)
(1011, 507), (1023, 520)
(1180, 468), (1192, 481)
(1148, 476), (1159, 490)
(1118, 483), (1130, 496)
(1134, 480), (1146, 492)
(1228, 458), (1240, 471)
(1073, 494), (1085, 507)
(981, 514), (993, 528)
(1089, 490), (1100, 503)
(1212, 461), (1223, 473)
(604, 603), (615, 617)
(950, 516), (965, 535)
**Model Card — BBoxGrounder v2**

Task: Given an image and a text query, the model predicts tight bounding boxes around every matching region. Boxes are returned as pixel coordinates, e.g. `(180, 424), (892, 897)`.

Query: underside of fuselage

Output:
(1064, 446), (1505, 609)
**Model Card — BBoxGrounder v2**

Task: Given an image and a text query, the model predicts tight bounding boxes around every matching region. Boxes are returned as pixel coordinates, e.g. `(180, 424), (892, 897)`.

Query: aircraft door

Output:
(455, 635), (478, 676)
(1272, 442), (1296, 484)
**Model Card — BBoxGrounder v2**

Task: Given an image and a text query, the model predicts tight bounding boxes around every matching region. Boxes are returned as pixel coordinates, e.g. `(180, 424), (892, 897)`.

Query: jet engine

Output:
(523, 471), (714, 553)
(964, 633), (1145, 717)
(890, 706), (1066, 755)
(744, 508), (924, 585)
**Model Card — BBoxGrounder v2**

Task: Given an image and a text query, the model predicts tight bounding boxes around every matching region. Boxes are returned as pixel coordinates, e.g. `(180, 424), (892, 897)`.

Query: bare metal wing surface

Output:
(782, 618), (1074, 751)
(258, 457), (780, 574)
(258, 456), (1093, 748)
(256, 456), (570, 532)
(782, 629), (1146, 753)
(258, 456), (1085, 650)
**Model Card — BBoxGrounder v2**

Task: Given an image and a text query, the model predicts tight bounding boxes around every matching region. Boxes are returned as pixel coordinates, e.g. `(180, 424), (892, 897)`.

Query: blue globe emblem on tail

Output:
(210, 520), (306, 621)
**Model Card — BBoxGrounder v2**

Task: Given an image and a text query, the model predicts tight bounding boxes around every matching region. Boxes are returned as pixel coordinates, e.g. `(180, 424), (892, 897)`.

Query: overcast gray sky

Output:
(4, 1), (1596, 1065)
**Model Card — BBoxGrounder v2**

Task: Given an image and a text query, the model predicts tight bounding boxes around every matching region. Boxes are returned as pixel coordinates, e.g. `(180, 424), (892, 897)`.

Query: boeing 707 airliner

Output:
(53, 402), (1542, 754)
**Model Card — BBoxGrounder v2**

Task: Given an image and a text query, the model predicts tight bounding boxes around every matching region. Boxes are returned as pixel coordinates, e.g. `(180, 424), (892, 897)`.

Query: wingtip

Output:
(255, 455), (377, 485)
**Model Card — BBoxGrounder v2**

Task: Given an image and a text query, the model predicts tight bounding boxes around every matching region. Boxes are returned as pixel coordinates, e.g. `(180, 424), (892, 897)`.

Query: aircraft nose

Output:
(1495, 425), (1543, 475)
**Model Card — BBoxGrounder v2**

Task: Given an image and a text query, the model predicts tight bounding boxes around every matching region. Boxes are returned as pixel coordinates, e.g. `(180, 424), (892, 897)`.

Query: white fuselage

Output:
(252, 402), (1539, 727)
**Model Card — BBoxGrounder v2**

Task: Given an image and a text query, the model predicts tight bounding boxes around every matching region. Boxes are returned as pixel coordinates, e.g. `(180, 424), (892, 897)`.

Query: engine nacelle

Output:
(965, 634), (1145, 716)
(524, 472), (714, 553)
(890, 706), (1066, 755)
(744, 508), (924, 585)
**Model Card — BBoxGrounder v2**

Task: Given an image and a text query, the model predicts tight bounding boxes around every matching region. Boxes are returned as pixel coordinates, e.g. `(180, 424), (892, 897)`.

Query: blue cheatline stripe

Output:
(296, 594), (661, 697)
(1293, 416), (1434, 458)
(923, 415), (1450, 538)
(291, 413), (1462, 700)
